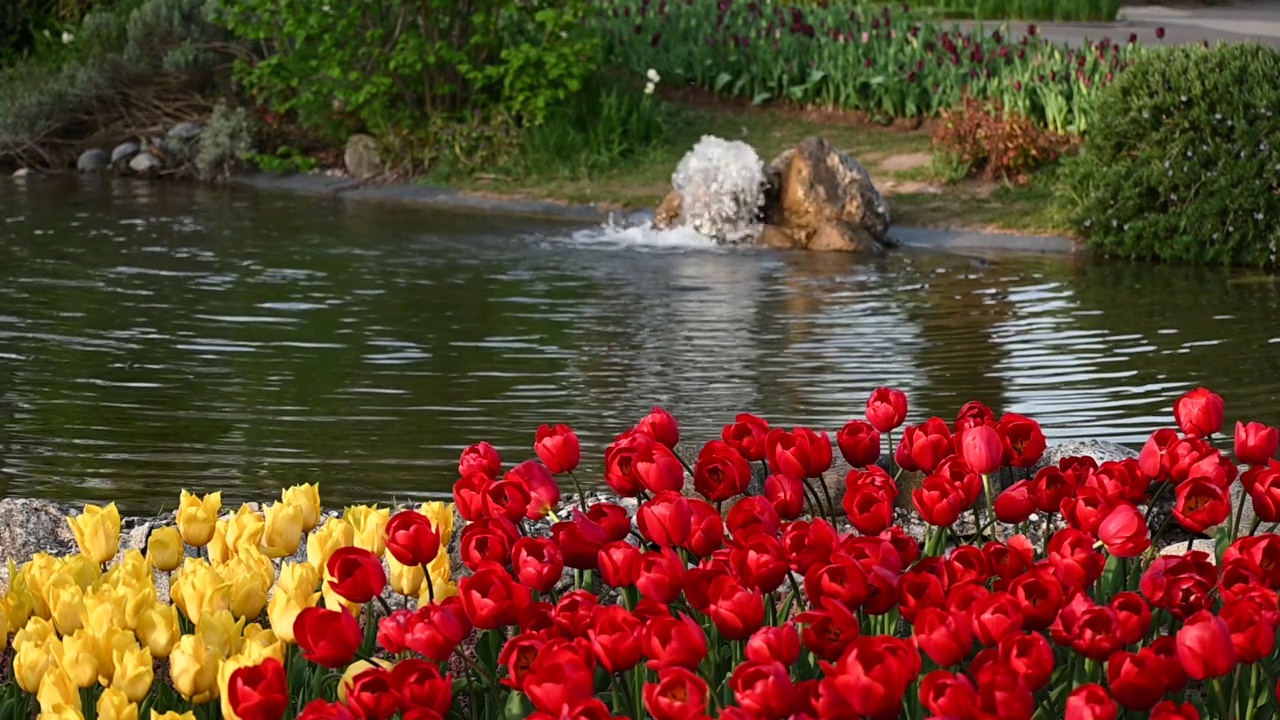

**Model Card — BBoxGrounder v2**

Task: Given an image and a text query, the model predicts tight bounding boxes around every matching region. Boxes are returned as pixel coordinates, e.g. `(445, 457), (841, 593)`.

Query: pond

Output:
(3, 178), (1279, 511)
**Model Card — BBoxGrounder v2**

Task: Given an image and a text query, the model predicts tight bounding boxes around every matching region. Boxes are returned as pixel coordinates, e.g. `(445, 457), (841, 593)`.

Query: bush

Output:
(195, 102), (254, 180)
(1060, 44), (1280, 267)
(931, 97), (1074, 182)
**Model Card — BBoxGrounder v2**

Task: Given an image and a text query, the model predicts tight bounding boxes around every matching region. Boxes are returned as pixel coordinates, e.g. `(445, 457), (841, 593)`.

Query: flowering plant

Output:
(6, 386), (1280, 720)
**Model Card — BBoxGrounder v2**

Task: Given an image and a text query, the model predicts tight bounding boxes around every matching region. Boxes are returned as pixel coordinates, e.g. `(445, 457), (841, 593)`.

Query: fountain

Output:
(667, 136), (766, 245)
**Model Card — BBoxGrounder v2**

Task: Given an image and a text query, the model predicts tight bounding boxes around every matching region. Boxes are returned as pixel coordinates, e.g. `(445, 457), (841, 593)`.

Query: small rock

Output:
(77, 149), (110, 173)
(344, 134), (383, 180)
(11, 167), (38, 178)
(1034, 440), (1138, 470)
(168, 122), (203, 141)
(111, 141), (140, 165)
(0, 499), (77, 567)
(128, 152), (163, 174)
(653, 190), (683, 230)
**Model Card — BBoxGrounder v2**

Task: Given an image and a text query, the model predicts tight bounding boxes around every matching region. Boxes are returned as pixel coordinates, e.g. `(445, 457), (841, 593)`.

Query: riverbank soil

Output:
(453, 104), (1065, 236)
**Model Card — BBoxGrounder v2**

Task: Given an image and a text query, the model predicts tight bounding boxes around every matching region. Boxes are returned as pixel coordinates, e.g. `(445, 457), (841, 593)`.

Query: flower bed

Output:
(600, 0), (1143, 134)
(5, 386), (1280, 720)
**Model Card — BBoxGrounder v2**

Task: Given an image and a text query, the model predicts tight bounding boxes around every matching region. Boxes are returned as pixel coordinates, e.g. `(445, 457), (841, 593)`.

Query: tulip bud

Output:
(176, 491), (222, 547)
(97, 688), (139, 720)
(37, 667), (81, 715)
(146, 527), (184, 573)
(67, 503), (121, 564)
(58, 629), (99, 688)
(170, 633), (222, 703)
(137, 603), (180, 658)
(307, 518), (354, 573)
(388, 554), (425, 596)
(419, 501), (455, 546)
(152, 713), (197, 720)
(112, 645), (154, 703)
(281, 483), (322, 532)
(197, 609), (246, 658)
(260, 502), (304, 559)
(345, 506), (390, 558)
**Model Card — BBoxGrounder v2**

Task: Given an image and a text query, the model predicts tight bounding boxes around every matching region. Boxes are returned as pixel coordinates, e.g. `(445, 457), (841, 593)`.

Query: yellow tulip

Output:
(282, 483), (322, 533)
(388, 554), (424, 596)
(419, 552), (457, 604)
(260, 502), (304, 559)
(111, 645), (153, 703)
(338, 659), (393, 702)
(420, 501), (456, 546)
(216, 654), (251, 720)
(265, 588), (315, 644)
(97, 688), (139, 720)
(306, 518), (353, 572)
(61, 629), (100, 688)
(14, 637), (58, 692)
(7, 564), (35, 631)
(225, 559), (268, 620)
(67, 503), (121, 564)
(0, 596), (10, 650)
(225, 505), (265, 556)
(60, 553), (103, 590)
(345, 505), (390, 557)
(176, 491), (221, 547)
(91, 626), (136, 684)
(45, 575), (85, 635)
(21, 553), (60, 618)
(120, 584), (156, 631)
(170, 560), (230, 622)
(42, 704), (87, 720)
(13, 615), (56, 651)
(147, 527), (184, 573)
(37, 667), (80, 715)
(150, 713), (196, 720)
(240, 624), (285, 665)
(170, 633), (221, 704)
(136, 603), (180, 658)
(275, 561), (319, 602)
(196, 610), (244, 658)
(83, 587), (127, 637)
(207, 520), (232, 565)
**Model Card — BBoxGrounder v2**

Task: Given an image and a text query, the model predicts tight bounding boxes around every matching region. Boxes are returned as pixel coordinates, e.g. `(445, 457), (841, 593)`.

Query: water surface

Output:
(3, 178), (1279, 510)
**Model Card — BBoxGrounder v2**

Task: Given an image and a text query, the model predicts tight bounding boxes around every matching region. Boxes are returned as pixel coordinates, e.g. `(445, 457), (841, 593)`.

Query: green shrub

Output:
(196, 102), (254, 180)
(1059, 44), (1280, 267)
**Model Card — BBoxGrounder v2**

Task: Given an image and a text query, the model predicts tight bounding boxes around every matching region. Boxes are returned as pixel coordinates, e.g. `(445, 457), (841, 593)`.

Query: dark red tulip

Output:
(1098, 504), (1150, 557)
(1155, 26), (1166, 38)
(919, 671), (978, 719)
(511, 537), (563, 593)
(764, 474), (806, 520)
(295, 607), (362, 668)
(1107, 649), (1165, 710)
(1173, 477), (1230, 533)
(865, 387), (908, 432)
(385, 510), (441, 567)
(391, 659), (452, 717)
(637, 491), (692, 547)
(959, 424), (1004, 475)
(895, 417), (954, 473)
(1065, 683), (1116, 720)
(1173, 387), (1223, 438)
(458, 442), (501, 478)
(765, 427), (832, 479)
(722, 413), (770, 462)
(588, 605), (643, 673)
(459, 563), (531, 629)
(997, 413), (1046, 469)
(837, 419), (882, 467)
(642, 613), (707, 671)
(1176, 610), (1235, 679)
(644, 668), (707, 720)
(693, 440), (752, 502)
(997, 632), (1054, 692)
(977, 671), (1034, 720)
(914, 607), (972, 666)
(1110, 591), (1151, 644)
(227, 657), (288, 720)
(534, 424), (580, 474)
(1151, 701), (1200, 720)
(346, 667), (401, 720)
(550, 513), (608, 570)
(1009, 569), (1064, 631)
(326, 547), (387, 605)
(1236, 421), (1279, 466)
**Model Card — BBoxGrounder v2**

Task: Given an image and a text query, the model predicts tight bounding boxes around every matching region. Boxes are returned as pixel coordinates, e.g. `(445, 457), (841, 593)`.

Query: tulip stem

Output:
(454, 646), (498, 688)
(812, 473), (839, 527)
(1266, 522), (1279, 535)
(676, 452), (696, 480)
(786, 571), (807, 612)
(1141, 481), (1172, 524)
(420, 564), (435, 605)
(1231, 493), (1248, 542)
(374, 594), (394, 618)
(885, 431), (894, 474)
(567, 471), (589, 512)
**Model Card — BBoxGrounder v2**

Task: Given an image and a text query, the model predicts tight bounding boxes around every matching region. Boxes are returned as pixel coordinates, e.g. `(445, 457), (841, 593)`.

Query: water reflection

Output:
(2, 177), (1279, 511)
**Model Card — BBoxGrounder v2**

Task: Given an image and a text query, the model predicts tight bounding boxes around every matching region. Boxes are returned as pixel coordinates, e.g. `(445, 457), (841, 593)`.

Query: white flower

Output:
(646, 68), (660, 83)
(61, 31), (74, 45)
(644, 81), (656, 95)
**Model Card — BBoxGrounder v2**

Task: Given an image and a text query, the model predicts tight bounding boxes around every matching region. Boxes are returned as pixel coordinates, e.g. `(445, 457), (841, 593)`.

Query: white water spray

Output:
(670, 135), (767, 244)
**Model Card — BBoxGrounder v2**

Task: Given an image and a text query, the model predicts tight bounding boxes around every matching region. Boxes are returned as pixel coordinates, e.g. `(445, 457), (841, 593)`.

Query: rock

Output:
(1034, 440), (1138, 471)
(77, 149), (110, 172)
(653, 190), (682, 230)
(758, 225), (795, 249)
(763, 137), (892, 253)
(11, 167), (38, 178)
(0, 499), (77, 567)
(344, 134), (383, 180)
(168, 122), (203, 141)
(111, 141), (140, 165)
(128, 152), (163, 174)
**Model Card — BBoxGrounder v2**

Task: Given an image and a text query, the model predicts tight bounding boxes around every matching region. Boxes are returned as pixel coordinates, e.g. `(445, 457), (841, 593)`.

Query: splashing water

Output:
(670, 135), (766, 244)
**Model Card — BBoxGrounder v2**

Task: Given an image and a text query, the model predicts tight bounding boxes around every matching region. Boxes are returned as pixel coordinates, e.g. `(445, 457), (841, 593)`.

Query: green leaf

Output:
(751, 91), (772, 106)
(714, 72), (733, 92)
(504, 691), (533, 720)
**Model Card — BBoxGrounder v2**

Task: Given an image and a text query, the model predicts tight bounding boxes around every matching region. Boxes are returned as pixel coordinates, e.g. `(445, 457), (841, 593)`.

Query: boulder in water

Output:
(111, 141), (140, 165)
(762, 137), (891, 253)
(128, 152), (163, 174)
(77, 149), (110, 172)
(345, 134), (383, 180)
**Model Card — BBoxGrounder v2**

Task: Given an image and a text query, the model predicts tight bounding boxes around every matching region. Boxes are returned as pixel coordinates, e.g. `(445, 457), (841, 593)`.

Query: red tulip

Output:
(730, 661), (797, 719)
(971, 592), (1023, 646)
(919, 671), (978, 720)
(1220, 597), (1277, 663)
(761, 474), (803, 520)
(745, 623), (800, 666)
(912, 474), (968, 527)
(819, 636), (919, 719)
(458, 442), (501, 478)
(1009, 569), (1064, 631)
(498, 632), (544, 690)
(295, 607), (362, 668)
(346, 666), (401, 720)
(391, 659), (452, 717)
(707, 575), (765, 640)
(958, 424), (1004, 475)
(795, 601), (859, 661)
(1142, 552), (1216, 619)
(637, 548), (685, 604)
(511, 537), (563, 593)
(765, 427), (832, 479)
(897, 571), (945, 623)
(955, 400), (996, 433)
(693, 440), (751, 501)
(1176, 610), (1236, 679)
(506, 461), (560, 520)
(534, 424), (580, 474)
(1107, 649), (1166, 711)
(227, 658), (288, 720)
(550, 513), (608, 570)
(1147, 636), (1188, 695)
(1174, 387), (1223, 438)
(977, 672), (1034, 720)
(459, 564), (531, 629)
(1032, 465), (1074, 513)
(404, 600), (471, 662)
(635, 440), (686, 494)
(459, 518), (516, 570)
(1098, 504), (1150, 557)
(731, 534), (788, 594)
(914, 607), (973, 666)
(1244, 464), (1280, 522)
(841, 484), (892, 535)
(522, 640), (596, 714)
(645, 668), (707, 720)
(452, 472), (492, 522)
(684, 500), (724, 557)
(997, 632), (1054, 692)
(588, 605), (643, 673)
(866, 387), (908, 432)
(377, 609), (413, 654)
(1066, 683), (1116, 720)
(297, 701), (355, 720)
(781, 519), (838, 575)
(326, 547), (386, 605)
(895, 418), (953, 473)
(642, 614), (707, 671)
(722, 413), (770, 462)
(481, 479), (531, 522)
(637, 407), (680, 448)
(1173, 477), (1230, 533)
(637, 492), (692, 547)
(603, 432), (647, 497)
(1110, 591), (1151, 644)
(585, 502), (631, 542)
(384, 511), (441, 567)
(805, 555), (869, 610)
(997, 413), (1046, 468)
(1139, 428), (1181, 481)
(1151, 701), (1200, 720)
(994, 480), (1036, 523)
(597, 541), (641, 588)
(725, 496), (780, 540)
(1236, 421), (1279, 466)
(836, 419), (881, 467)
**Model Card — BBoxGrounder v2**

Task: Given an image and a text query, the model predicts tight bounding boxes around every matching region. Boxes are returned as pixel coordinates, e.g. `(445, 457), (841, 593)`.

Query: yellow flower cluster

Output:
(3, 486), (456, 720)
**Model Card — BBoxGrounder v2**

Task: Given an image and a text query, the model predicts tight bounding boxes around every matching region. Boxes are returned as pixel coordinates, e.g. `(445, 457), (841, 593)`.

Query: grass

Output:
(455, 103), (1070, 237)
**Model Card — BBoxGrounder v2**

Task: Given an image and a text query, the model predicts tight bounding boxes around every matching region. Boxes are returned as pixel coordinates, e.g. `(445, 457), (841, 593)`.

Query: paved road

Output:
(955, 1), (1280, 48)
